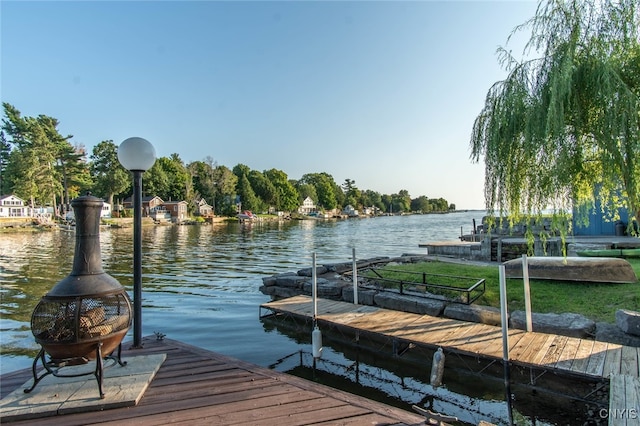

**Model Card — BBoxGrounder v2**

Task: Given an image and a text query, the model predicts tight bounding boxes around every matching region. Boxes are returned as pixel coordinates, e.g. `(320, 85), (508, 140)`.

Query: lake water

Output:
(0, 211), (605, 425)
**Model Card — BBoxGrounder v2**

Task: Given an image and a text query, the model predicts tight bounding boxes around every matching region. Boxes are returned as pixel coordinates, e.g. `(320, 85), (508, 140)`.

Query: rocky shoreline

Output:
(260, 254), (640, 347)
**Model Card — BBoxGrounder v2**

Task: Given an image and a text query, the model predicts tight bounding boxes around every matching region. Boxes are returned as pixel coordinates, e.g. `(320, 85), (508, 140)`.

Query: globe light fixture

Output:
(117, 137), (156, 171)
(117, 137), (156, 348)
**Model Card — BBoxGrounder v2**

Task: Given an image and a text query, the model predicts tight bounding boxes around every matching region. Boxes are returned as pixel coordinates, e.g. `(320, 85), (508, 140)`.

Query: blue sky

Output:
(1, 1), (538, 210)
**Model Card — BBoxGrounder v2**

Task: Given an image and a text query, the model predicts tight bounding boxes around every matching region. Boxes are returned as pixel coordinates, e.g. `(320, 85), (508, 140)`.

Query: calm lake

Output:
(0, 211), (604, 425)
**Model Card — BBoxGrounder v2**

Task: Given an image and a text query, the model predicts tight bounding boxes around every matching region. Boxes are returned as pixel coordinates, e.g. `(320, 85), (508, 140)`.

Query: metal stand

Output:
(24, 343), (127, 399)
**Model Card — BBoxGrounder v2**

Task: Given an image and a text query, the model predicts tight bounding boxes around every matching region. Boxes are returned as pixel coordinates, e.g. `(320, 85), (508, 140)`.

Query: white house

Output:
(343, 205), (359, 217)
(0, 195), (27, 218)
(298, 197), (316, 215)
(195, 198), (213, 217)
(65, 202), (112, 221)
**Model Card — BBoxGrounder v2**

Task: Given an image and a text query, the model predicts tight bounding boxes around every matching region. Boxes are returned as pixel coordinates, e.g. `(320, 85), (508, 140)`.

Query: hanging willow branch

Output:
(470, 0), (640, 236)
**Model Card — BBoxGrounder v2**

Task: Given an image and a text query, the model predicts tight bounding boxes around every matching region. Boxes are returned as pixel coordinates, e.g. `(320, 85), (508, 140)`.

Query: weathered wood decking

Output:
(260, 295), (640, 380)
(0, 337), (424, 425)
(609, 374), (640, 426)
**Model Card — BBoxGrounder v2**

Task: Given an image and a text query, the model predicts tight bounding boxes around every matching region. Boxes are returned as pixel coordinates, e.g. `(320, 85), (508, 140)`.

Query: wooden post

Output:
(522, 255), (533, 332)
(352, 248), (358, 305)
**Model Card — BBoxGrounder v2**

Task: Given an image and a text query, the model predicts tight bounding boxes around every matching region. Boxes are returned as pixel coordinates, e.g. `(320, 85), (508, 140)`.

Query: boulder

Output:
(302, 278), (346, 299)
(275, 274), (307, 289)
(510, 311), (595, 338)
(444, 304), (502, 326)
(615, 309), (640, 337)
(374, 292), (445, 317)
(297, 266), (329, 277)
(324, 262), (354, 274)
(596, 322), (640, 347)
(259, 285), (300, 299)
(342, 287), (376, 306)
(261, 275), (278, 287)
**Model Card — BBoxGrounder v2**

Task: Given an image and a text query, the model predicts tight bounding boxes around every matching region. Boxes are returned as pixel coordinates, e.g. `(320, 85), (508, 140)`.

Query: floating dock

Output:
(260, 295), (638, 380)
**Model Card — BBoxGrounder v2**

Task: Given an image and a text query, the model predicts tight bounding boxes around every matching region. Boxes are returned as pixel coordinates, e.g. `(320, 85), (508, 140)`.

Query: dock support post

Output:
(312, 252), (322, 359)
(312, 252), (317, 320)
(352, 248), (358, 305)
(499, 265), (509, 365)
(522, 255), (533, 332)
(499, 264), (513, 424)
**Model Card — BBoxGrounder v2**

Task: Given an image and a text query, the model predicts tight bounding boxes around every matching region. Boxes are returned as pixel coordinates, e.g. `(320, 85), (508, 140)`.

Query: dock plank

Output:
(621, 345), (639, 377)
(555, 337), (582, 371)
(512, 333), (553, 366)
(569, 339), (595, 375)
(586, 341), (610, 377)
(604, 344), (623, 378)
(608, 375), (640, 426)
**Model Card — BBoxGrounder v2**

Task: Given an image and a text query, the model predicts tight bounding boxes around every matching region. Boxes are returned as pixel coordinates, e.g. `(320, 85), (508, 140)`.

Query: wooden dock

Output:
(0, 337), (424, 425)
(260, 295), (640, 380)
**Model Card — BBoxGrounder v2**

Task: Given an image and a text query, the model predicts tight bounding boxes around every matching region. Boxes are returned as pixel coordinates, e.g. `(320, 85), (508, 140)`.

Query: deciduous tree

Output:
(470, 0), (640, 234)
(90, 140), (130, 207)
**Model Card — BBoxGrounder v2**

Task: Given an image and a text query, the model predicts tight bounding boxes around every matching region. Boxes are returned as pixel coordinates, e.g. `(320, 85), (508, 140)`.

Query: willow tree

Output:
(470, 0), (640, 236)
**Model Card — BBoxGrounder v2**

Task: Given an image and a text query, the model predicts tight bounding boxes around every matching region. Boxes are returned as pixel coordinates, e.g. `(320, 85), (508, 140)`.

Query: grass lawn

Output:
(368, 258), (640, 324)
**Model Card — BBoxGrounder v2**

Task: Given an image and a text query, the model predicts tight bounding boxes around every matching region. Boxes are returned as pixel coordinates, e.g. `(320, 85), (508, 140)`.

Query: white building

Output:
(298, 197), (316, 215)
(0, 195), (27, 218)
(66, 202), (112, 221)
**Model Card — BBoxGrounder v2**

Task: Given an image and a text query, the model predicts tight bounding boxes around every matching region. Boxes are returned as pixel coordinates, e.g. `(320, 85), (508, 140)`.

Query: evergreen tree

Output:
(0, 131), (11, 194)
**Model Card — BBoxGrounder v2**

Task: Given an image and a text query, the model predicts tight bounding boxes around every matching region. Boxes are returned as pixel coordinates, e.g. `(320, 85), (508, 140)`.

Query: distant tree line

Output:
(0, 103), (455, 217)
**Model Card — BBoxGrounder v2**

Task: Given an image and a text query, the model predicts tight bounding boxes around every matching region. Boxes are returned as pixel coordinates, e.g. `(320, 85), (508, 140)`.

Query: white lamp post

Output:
(117, 137), (156, 348)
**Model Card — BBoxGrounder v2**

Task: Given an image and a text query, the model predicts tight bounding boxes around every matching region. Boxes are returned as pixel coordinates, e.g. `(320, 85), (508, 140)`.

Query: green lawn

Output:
(368, 258), (640, 324)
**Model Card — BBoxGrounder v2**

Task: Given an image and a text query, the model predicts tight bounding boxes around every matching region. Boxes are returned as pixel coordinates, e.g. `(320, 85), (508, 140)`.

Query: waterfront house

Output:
(343, 204), (359, 217)
(65, 202), (112, 221)
(298, 197), (316, 215)
(195, 198), (213, 217)
(0, 194), (27, 218)
(123, 196), (164, 217)
(162, 200), (189, 223)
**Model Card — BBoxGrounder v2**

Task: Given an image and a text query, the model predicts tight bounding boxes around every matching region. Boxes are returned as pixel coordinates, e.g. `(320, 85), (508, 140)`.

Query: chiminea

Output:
(25, 194), (132, 398)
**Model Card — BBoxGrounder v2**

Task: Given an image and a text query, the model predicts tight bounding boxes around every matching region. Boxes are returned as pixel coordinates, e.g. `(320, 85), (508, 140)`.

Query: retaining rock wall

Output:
(260, 255), (640, 347)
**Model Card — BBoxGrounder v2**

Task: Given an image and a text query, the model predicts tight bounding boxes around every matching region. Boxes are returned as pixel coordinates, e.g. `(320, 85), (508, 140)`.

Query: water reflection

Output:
(263, 316), (607, 426)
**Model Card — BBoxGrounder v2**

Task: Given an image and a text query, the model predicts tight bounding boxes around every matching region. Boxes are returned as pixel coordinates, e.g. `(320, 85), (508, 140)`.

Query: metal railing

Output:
(361, 267), (485, 305)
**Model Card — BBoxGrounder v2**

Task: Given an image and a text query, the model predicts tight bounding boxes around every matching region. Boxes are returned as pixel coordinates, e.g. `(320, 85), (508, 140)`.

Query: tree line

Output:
(0, 103), (454, 217)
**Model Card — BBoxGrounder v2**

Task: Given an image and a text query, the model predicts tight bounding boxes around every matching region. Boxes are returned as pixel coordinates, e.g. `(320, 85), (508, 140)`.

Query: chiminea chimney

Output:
(26, 193), (131, 398)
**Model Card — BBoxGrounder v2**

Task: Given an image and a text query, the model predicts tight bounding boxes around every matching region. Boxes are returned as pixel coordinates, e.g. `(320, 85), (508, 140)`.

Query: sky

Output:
(1, 0), (539, 210)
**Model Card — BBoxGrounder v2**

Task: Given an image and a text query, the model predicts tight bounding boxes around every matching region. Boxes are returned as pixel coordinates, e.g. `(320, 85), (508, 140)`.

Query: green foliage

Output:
(299, 173), (339, 210)
(89, 140), (130, 207)
(264, 168), (299, 212)
(471, 0), (640, 234)
(0, 131), (10, 194)
(248, 170), (277, 208)
(410, 196), (451, 213)
(212, 165), (238, 216)
(237, 173), (259, 212)
(1, 103), (76, 210)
